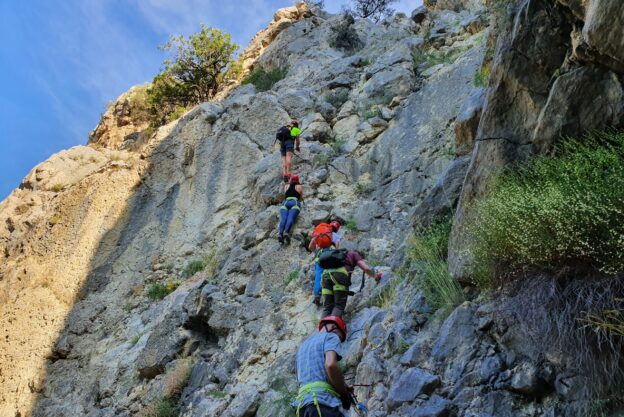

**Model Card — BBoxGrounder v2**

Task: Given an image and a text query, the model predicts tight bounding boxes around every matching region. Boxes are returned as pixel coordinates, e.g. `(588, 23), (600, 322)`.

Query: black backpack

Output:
(276, 126), (291, 143)
(319, 248), (348, 269)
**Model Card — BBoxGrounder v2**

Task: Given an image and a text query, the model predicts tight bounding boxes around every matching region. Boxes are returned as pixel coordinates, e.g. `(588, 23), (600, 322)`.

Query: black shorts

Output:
(280, 140), (295, 156)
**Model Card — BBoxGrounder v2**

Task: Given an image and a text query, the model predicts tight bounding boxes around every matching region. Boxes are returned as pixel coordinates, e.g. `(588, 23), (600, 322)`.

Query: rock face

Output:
(449, 0), (624, 278)
(1, 2), (622, 417)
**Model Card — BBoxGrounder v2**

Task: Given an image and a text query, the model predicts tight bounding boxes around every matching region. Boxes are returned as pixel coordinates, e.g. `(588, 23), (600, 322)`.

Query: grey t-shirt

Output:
(294, 331), (345, 413)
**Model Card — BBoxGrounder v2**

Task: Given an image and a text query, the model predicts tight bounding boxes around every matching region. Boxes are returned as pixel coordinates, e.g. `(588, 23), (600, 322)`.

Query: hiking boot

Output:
(278, 235), (284, 244)
(284, 234), (291, 245)
(313, 295), (321, 307)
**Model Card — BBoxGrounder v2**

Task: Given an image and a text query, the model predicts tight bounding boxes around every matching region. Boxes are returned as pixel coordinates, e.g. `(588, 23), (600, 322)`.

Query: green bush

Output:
(242, 67), (288, 92)
(141, 397), (177, 417)
(407, 218), (463, 312)
(467, 132), (624, 285)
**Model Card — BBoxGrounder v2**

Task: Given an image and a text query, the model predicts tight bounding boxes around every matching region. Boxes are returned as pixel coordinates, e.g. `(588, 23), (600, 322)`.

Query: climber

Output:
(308, 220), (342, 306)
(320, 249), (382, 318)
(279, 174), (304, 245)
(294, 316), (352, 417)
(276, 120), (302, 183)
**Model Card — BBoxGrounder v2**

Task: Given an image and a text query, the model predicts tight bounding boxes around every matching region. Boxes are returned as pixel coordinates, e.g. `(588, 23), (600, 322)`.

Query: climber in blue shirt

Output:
(294, 316), (352, 417)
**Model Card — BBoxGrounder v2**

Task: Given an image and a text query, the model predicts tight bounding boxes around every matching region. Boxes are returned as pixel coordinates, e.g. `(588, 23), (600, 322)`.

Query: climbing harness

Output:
(295, 381), (341, 417)
(280, 196), (301, 211)
(321, 267), (349, 296)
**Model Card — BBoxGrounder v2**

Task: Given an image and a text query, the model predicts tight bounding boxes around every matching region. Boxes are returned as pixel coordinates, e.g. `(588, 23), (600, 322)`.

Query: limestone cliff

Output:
(1, 2), (623, 417)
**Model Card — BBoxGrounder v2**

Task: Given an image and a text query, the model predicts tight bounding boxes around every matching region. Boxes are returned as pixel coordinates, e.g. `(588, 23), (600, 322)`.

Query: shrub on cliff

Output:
(242, 67), (287, 92)
(147, 25), (240, 126)
(347, 0), (398, 22)
(467, 131), (624, 284)
(407, 218), (463, 312)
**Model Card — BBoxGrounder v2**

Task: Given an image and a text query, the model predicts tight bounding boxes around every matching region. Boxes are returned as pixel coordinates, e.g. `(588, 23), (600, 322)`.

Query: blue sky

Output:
(0, 0), (422, 200)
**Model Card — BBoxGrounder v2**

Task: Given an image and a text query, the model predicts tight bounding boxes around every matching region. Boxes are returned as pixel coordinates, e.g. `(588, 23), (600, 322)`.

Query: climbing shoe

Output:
(313, 295), (321, 307)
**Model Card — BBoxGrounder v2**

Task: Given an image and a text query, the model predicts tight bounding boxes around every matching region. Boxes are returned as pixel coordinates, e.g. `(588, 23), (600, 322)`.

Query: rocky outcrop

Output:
(449, 0), (624, 278)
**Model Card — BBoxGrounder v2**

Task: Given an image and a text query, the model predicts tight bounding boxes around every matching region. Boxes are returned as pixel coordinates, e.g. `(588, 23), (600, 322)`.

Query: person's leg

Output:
(281, 154), (287, 177)
(285, 205), (300, 234)
(285, 151), (293, 177)
(331, 272), (351, 317)
(278, 207), (288, 238)
(321, 273), (334, 317)
(314, 263), (323, 296)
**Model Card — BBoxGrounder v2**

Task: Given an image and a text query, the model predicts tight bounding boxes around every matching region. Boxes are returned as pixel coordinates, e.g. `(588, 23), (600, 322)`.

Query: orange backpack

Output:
(312, 223), (334, 248)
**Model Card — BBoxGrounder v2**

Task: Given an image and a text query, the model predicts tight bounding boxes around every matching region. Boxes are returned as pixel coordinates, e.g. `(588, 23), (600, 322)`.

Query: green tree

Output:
(348, 0), (398, 22)
(159, 25), (240, 102)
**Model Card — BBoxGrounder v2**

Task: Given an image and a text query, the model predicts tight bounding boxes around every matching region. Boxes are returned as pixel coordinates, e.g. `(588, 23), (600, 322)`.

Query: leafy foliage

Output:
(285, 269), (300, 286)
(466, 132), (624, 285)
(347, 0), (398, 22)
(407, 218), (463, 312)
(242, 67), (288, 92)
(142, 26), (240, 126)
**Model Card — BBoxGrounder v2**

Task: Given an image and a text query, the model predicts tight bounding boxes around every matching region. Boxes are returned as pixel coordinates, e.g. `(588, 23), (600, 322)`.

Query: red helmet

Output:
(290, 175), (300, 185)
(319, 316), (347, 341)
(330, 220), (341, 231)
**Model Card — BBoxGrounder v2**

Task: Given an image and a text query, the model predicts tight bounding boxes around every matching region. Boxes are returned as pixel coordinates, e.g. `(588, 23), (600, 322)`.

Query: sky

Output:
(0, 0), (422, 200)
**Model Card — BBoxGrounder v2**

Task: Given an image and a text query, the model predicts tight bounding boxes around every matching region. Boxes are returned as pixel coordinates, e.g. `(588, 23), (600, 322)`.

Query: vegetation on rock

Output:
(347, 0), (398, 22)
(242, 67), (288, 92)
(467, 131), (624, 285)
(407, 218), (463, 312)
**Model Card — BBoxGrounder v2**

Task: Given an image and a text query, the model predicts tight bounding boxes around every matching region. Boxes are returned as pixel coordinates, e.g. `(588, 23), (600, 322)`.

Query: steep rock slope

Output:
(3, 2), (621, 417)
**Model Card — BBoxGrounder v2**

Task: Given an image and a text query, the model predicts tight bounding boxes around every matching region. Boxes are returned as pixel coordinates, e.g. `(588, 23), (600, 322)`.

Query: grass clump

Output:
(466, 132), (624, 285)
(242, 67), (287, 92)
(146, 280), (180, 301)
(473, 65), (491, 88)
(139, 397), (177, 417)
(329, 137), (347, 154)
(407, 218), (463, 312)
(355, 180), (374, 196)
(207, 390), (228, 399)
(344, 218), (358, 232)
(184, 250), (220, 279)
(285, 269), (300, 286)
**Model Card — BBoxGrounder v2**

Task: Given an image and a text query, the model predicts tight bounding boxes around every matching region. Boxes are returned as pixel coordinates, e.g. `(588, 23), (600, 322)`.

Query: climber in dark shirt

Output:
(279, 174), (304, 245)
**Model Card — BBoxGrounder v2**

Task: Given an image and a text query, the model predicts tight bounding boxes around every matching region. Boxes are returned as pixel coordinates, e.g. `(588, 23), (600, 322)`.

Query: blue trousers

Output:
(314, 262), (323, 296)
(279, 199), (300, 236)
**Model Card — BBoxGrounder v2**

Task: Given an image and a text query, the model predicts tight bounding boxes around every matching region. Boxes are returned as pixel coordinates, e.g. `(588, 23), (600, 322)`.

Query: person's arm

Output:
(296, 136), (301, 151)
(357, 259), (382, 281)
(308, 239), (316, 252)
(297, 185), (304, 201)
(325, 351), (349, 396)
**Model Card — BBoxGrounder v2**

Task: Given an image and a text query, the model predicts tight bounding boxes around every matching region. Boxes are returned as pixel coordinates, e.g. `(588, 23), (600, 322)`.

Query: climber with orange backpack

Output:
(279, 174), (304, 245)
(319, 249), (382, 318)
(293, 316), (353, 417)
(276, 120), (302, 183)
(308, 220), (342, 306)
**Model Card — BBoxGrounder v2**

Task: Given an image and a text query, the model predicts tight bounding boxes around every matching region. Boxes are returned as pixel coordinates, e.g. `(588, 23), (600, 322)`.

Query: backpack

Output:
(318, 248), (348, 269)
(276, 126), (291, 143)
(312, 223), (334, 249)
